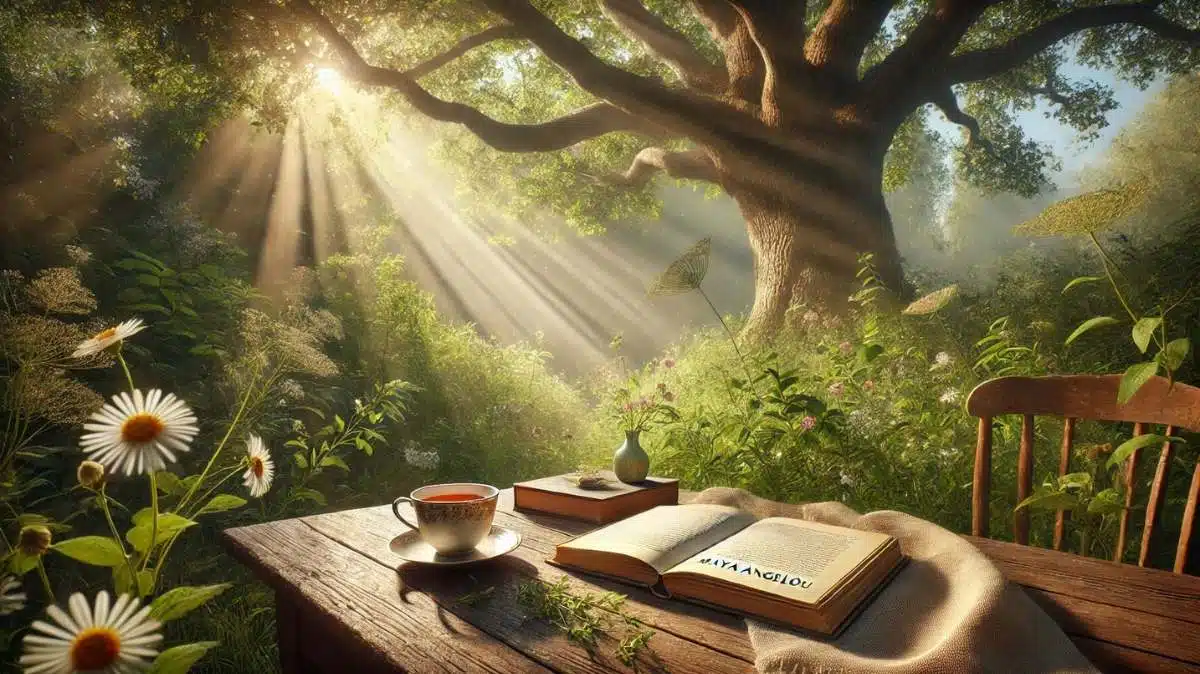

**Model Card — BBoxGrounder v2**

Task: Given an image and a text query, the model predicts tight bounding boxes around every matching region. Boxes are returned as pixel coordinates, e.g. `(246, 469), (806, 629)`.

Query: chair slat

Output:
(1139, 427), (1175, 568)
(1115, 422), (1146, 563)
(973, 417), (992, 538)
(1054, 417), (1075, 552)
(1015, 414), (1036, 545)
(1177, 460), (1200, 574)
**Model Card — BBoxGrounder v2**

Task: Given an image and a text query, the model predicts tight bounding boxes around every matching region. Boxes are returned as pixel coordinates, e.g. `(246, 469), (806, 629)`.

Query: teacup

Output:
(392, 483), (499, 556)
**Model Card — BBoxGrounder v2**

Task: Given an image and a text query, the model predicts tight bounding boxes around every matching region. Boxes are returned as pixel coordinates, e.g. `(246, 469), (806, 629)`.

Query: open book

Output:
(550, 504), (905, 636)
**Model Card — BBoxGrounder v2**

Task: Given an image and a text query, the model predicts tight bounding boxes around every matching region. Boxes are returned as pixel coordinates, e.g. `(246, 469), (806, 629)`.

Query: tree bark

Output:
(719, 139), (902, 337)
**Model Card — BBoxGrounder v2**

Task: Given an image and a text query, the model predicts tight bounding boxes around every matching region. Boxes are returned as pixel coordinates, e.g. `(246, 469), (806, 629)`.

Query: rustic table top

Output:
(223, 489), (1200, 673)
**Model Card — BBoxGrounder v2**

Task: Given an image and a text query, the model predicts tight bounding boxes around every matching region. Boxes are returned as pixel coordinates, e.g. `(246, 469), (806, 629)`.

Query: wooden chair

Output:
(966, 374), (1200, 573)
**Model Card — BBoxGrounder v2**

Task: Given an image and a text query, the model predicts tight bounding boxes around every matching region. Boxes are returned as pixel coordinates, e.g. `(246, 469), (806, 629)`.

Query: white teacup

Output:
(392, 483), (499, 556)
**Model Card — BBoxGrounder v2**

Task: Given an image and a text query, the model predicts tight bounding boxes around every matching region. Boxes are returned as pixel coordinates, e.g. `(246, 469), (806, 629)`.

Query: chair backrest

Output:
(966, 374), (1200, 573)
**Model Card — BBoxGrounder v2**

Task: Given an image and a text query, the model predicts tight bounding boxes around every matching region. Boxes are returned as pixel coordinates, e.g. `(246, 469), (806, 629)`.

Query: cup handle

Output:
(392, 497), (420, 530)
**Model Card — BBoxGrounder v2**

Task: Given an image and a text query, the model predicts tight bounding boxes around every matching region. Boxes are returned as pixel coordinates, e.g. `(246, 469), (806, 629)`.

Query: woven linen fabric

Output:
(691, 488), (1098, 674)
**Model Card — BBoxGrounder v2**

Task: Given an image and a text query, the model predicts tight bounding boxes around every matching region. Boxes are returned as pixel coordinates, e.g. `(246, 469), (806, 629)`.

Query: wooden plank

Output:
(1054, 417), (1075, 551)
(965, 536), (1200, 623)
(965, 375), (1200, 431)
(302, 504), (757, 668)
(1179, 460), (1200, 574)
(1024, 588), (1200, 665)
(1140, 428), (1175, 568)
(973, 416), (992, 537)
(1015, 414), (1035, 545)
(222, 519), (552, 673)
(1115, 422), (1146, 563)
(1070, 635), (1200, 674)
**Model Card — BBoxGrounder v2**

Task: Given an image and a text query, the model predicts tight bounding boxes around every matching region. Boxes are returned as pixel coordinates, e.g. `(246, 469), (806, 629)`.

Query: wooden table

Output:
(223, 490), (1200, 673)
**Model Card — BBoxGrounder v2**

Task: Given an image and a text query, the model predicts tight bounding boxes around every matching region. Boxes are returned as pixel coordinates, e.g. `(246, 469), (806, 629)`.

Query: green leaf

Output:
(52, 536), (126, 567)
(137, 274), (161, 287)
(124, 303), (171, 315)
(127, 513), (195, 552)
(1132, 317), (1163, 353)
(9, 551), (39, 575)
(290, 487), (326, 506)
(293, 452), (308, 469)
(1118, 361), (1159, 404)
(1108, 434), (1173, 468)
(148, 641), (220, 674)
(1016, 488), (1078, 512)
(1062, 276), (1103, 294)
(155, 472), (183, 496)
(114, 258), (163, 273)
(334, 414), (346, 432)
(113, 565), (155, 597)
(320, 455), (349, 471)
(1058, 472), (1092, 489)
(1160, 338), (1192, 371)
(150, 584), (231, 622)
(196, 495), (247, 517)
(1088, 489), (1124, 516)
(1065, 316), (1121, 346)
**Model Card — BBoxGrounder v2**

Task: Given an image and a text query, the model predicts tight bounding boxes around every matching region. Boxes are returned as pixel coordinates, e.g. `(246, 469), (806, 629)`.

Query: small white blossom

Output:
(404, 443), (440, 471)
(939, 388), (961, 405)
(839, 471), (855, 487)
(930, 351), (954, 371)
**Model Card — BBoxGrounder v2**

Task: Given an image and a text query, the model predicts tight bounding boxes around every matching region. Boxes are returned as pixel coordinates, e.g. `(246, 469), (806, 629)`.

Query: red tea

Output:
(422, 493), (482, 503)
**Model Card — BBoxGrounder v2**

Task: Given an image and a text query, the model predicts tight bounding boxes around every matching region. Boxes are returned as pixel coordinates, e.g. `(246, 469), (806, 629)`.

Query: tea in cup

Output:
(392, 483), (499, 556)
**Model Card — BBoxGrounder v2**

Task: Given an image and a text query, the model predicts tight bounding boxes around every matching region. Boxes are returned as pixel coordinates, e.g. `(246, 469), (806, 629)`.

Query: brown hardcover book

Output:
(549, 504), (905, 636)
(513, 473), (679, 524)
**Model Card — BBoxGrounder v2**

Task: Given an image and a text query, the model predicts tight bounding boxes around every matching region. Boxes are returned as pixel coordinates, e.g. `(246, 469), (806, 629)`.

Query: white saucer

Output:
(389, 525), (522, 565)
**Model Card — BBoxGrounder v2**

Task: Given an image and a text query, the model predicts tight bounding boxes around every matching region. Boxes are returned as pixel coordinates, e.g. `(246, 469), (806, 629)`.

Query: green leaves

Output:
(1132, 317), (1162, 353)
(901, 285), (958, 315)
(1015, 186), (1147, 237)
(127, 511), (195, 553)
(149, 641), (219, 674)
(195, 495), (247, 517)
(1062, 276), (1103, 294)
(114, 564), (155, 597)
(52, 536), (126, 567)
(1088, 489), (1124, 516)
(1108, 434), (1182, 468)
(1160, 338), (1192, 371)
(1016, 486), (1078, 512)
(150, 584), (231, 622)
(1118, 361), (1159, 404)
(1065, 316), (1120, 346)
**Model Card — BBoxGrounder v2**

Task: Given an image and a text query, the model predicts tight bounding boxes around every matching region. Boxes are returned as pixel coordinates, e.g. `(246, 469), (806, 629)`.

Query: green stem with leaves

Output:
(141, 472), (158, 573)
(116, 350), (136, 393)
(35, 559), (53, 600)
(97, 485), (135, 592)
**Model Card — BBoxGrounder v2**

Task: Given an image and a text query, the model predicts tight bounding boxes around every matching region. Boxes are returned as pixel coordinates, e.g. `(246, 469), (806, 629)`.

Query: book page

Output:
(559, 504), (755, 573)
(664, 517), (891, 605)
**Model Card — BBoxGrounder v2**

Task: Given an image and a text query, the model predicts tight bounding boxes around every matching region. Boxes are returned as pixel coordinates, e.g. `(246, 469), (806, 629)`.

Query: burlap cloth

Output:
(691, 488), (1098, 674)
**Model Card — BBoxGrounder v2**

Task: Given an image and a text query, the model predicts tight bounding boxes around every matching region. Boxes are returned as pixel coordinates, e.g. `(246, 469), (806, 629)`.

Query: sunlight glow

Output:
(316, 67), (344, 96)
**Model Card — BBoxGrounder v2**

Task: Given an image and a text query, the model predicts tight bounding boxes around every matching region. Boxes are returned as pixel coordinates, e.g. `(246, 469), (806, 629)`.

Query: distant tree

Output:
(58, 1), (1200, 334)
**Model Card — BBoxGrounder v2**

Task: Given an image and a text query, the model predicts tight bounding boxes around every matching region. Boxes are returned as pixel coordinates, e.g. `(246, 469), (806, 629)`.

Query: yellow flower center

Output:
(121, 413), (164, 444)
(93, 327), (119, 342)
(251, 457), (264, 478)
(71, 627), (121, 670)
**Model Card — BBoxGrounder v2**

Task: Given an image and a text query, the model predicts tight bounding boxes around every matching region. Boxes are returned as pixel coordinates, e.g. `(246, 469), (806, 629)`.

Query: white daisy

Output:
(80, 389), (198, 475)
(242, 434), (275, 498)
(71, 318), (146, 358)
(0, 575), (25, 616)
(20, 591), (162, 674)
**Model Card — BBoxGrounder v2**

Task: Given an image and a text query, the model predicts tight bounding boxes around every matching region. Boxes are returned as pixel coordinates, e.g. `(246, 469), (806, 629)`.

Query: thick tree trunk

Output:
(721, 144), (902, 338)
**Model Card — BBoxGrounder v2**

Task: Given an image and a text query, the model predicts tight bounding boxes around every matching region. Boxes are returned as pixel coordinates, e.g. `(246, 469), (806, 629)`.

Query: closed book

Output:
(514, 473), (679, 524)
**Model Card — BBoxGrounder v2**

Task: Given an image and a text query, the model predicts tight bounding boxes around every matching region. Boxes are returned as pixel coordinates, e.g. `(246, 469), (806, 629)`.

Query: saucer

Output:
(389, 525), (522, 565)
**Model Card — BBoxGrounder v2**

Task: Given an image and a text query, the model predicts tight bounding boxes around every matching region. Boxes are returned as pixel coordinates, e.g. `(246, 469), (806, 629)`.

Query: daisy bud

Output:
(77, 461), (105, 489)
(17, 525), (51, 557)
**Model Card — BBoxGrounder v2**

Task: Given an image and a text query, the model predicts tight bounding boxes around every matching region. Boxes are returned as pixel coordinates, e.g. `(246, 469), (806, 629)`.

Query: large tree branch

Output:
(605, 147), (719, 186)
(405, 24), (523, 80)
(688, 0), (764, 106)
(931, 87), (988, 150)
(805, 0), (894, 83)
(291, 0), (663, 151)
(598, 0), (724, 91)
(946, 3), (1200, 84)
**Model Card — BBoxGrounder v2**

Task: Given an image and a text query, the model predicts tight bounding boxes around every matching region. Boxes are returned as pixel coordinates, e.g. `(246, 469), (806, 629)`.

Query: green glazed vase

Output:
(613, 430), (649, 484)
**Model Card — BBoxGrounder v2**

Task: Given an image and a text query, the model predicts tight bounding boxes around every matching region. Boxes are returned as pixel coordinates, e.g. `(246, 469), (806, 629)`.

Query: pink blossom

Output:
(828, 382), (844, 398)
(800, 415), (817, 431)
(661, 358), (676, 369)
(622, 402), (634, 413)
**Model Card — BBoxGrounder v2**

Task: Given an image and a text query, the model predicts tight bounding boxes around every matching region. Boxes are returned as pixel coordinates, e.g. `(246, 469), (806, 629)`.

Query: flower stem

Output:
(116, 349), (136, 393)
(36, 559), (53, 600)
(177, 377), (256, 513)
(141, 472), (158, 575)
(98, 486), (136, 592)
